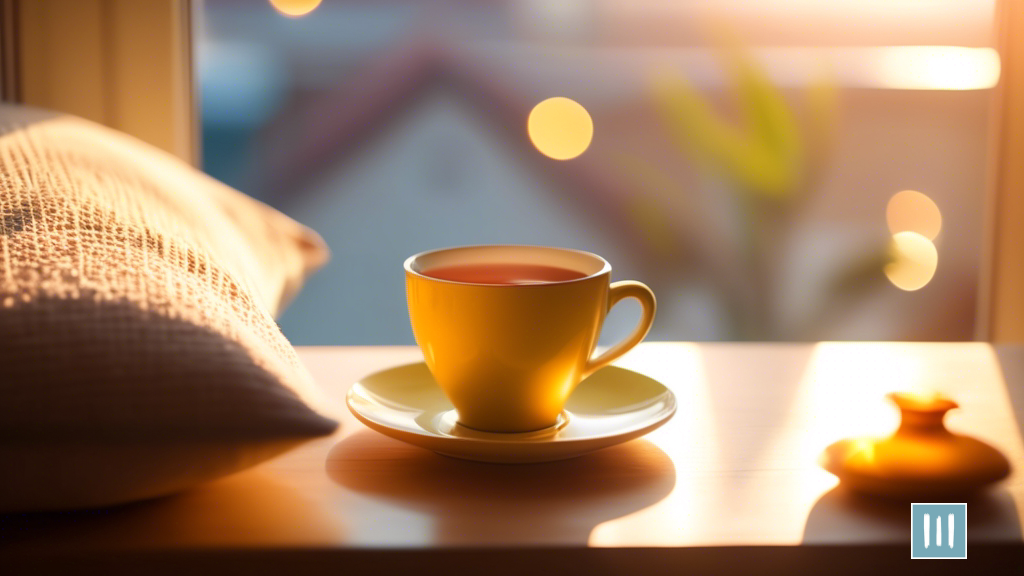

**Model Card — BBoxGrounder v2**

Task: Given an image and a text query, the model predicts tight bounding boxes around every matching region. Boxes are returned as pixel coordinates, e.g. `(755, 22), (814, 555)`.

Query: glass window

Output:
(197, 0), (998, 344)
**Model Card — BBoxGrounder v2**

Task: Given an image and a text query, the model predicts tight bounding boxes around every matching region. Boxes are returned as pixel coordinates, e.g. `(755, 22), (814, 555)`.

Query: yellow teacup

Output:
(405, 245), (656, 433)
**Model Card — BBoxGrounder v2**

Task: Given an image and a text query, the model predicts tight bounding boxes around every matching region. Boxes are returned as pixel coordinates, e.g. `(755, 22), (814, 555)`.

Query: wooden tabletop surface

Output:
(4, 343), (1024, 573)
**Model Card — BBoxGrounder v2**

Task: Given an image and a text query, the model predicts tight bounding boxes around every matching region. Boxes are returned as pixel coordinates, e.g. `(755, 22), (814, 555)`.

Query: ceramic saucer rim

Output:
(345, 363), (677, 446)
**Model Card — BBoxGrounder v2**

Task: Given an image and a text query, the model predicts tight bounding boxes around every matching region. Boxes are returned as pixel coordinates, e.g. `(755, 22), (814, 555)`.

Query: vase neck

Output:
(888, 391), (957, 435)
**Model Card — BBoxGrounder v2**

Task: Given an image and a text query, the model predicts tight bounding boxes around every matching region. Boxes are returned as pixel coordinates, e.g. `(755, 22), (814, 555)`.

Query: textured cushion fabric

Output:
(0, 104), (338, 512)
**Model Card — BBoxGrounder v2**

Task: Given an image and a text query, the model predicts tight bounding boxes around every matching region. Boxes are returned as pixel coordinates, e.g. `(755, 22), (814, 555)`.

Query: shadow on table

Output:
(802, 485), (1022, 544)
(326, 430), (676, 546)
(0, 470), (342, 548)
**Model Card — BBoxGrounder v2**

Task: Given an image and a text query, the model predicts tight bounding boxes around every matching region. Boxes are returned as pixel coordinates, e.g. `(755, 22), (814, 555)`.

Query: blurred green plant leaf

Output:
(649, 41), (813, 201)
(804, 68), (840, 171)
(724, 44), (803, 190)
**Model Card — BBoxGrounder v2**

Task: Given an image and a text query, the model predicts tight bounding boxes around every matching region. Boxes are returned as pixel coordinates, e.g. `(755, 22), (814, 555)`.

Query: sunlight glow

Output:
(473, 45), (1000, 92)
(747, 343), (915, 543)
(578, 343), (1024, 546)
(874, 46), (1000, 91)
(791, 343), (1024, 539)
(899, 389), (944, 407)
(849, 437), (876, 465)
(527, 97), (594, 160)
(887, 190), (942, 240)
(885, 231), (938, 291)
(269, 0), (322, 18)
(588, 343), (719, 546)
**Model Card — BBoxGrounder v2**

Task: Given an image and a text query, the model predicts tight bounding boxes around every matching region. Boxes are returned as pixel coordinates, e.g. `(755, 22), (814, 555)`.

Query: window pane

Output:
(197, 0), (997, 343)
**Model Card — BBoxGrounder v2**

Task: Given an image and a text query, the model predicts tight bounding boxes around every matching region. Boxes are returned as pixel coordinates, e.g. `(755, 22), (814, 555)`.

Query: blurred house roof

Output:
(253, 36), (699, 263)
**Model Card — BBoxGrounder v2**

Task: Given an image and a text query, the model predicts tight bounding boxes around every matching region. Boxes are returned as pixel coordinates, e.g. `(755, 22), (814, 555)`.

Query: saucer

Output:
(346, 362), (676, 463)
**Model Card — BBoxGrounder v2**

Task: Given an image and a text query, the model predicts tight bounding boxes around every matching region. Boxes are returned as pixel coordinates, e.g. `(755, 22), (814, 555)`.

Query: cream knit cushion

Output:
(0, 104), (338, 512)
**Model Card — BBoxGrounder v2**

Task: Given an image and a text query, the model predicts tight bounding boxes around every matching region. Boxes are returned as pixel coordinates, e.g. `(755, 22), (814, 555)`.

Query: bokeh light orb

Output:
(887, 190), (942, 240)
(270, 0), (322, 18)
(527, 97), (593, 160)
(885, 231), (938, 291)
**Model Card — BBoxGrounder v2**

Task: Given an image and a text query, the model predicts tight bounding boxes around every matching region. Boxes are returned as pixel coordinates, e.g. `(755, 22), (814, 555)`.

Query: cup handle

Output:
(582, 281), (656, 378)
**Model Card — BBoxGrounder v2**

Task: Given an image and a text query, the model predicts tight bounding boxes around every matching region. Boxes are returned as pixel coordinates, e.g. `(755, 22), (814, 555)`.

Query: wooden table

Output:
(4, 343), (1024, 574)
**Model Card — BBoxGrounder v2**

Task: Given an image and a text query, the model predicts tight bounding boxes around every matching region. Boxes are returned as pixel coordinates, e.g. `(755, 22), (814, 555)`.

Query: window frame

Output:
(0, 0), (198, 164)
(979, 0), (1024, 341)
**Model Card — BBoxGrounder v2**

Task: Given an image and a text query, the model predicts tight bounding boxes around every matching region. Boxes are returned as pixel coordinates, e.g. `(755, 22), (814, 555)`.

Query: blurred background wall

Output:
(197, 0), (998, 344)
